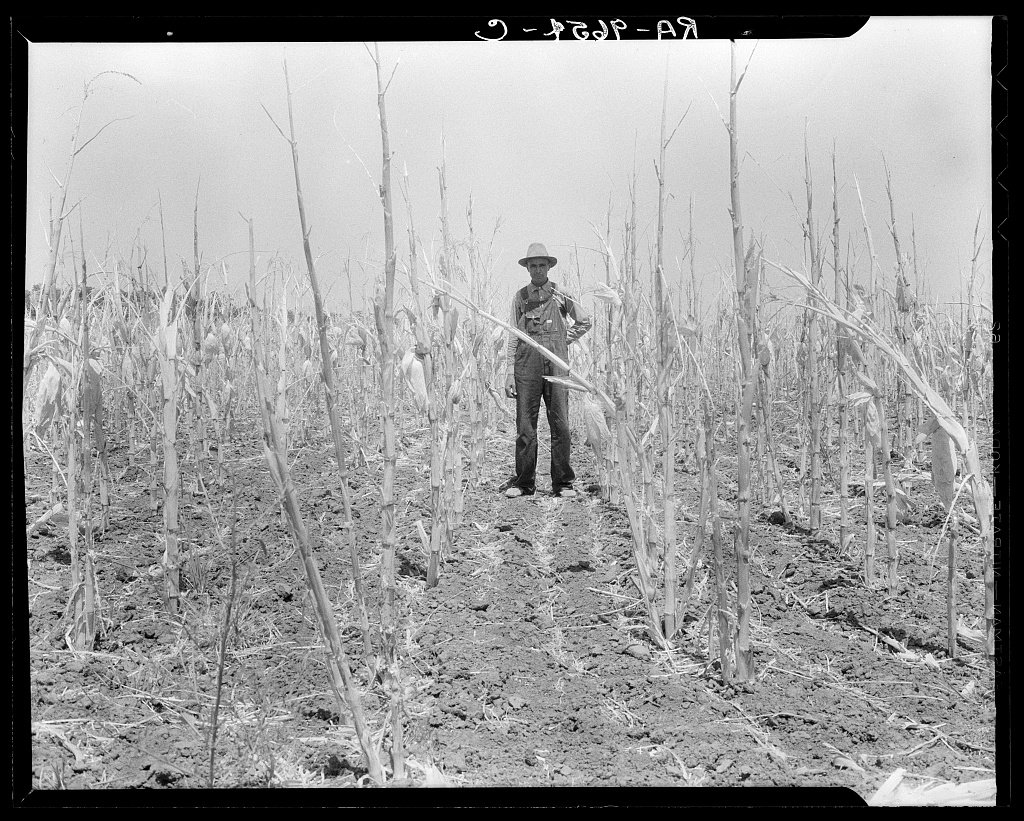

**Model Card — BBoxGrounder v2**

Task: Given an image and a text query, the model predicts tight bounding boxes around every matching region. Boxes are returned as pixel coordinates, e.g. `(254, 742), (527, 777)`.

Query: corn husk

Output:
(443, 306), (460, 343)
(33, 361), (63, 435)
(583, 395), (610, 451)
(863, 398), (882, 451)
(400, 349), (429, 412)
(157, 289), (178, 361)
(969, 466), (993, 538)
(202, 331), (221, 363)
(847, 390), (873, 408)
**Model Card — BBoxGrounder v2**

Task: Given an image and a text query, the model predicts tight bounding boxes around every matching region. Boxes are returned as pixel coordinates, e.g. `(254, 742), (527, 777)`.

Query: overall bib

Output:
(513, 286), (575, 493)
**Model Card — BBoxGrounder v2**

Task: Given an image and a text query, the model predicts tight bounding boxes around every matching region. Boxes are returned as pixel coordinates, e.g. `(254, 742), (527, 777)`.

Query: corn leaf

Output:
(543, 375), (589, 392)
(869, 768), (995, 806)
(855, 370), (880, 396)
(957, 616), (986, 644)
(590, 281), (622, 307)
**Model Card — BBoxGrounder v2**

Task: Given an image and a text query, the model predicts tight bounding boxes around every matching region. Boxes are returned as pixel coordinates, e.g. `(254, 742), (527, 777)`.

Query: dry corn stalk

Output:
(463, 199), (491, 489)
(262, 60), (373, 661)
(666, 305), (718, 629)
(591, 260), (623, 505)
(854, 366), (899, 593)
(154, 286), (182, 614)
(370, 43), (405, 780)
(398, 167), (449, 589)
(254, 358), (384, 785)
(653, 72), (687, 638)
(23, 72), (139, 402)
(803, 129), (825, 533)
(63, 294), (102, 651)
(926, 414), (962, 658)
(876, 389), (900, 596)
(245, 215), (383, 784)
(756, 366), (791, 523)
(770, 258), (995, 657)
(81, 356), (110, 532)
(884, 157), (916, 465)
(706, 401), (732, 680)
(183, 182), (208, 495)
(833, 151), (854, 555)
(727, 41), (757, 682)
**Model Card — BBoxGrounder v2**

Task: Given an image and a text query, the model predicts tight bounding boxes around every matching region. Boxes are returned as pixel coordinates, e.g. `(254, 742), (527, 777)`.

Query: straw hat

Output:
(518, 242), (557, 268)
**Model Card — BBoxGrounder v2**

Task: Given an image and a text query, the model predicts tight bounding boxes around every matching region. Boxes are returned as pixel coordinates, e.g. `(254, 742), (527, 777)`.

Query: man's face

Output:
(527, 259), (549, 284)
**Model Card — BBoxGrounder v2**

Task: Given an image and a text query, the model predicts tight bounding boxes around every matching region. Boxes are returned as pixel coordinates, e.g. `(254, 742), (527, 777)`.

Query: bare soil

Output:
(20, 402), (996, 801)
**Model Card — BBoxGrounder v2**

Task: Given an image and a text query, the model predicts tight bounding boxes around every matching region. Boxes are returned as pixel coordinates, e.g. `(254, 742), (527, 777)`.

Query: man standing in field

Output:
(502, 243), (592, 498)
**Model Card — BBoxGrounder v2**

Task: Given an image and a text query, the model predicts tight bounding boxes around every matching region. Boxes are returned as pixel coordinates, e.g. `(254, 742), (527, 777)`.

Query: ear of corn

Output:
(400, 348), (429, 412)
(583, 394), (610, 452)
(33, 361), (63, 435)
(863, 397), (883, 451)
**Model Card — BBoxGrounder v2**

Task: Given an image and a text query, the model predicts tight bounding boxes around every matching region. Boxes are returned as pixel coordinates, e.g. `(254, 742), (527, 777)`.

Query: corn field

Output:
(19, 36), (1000, 803)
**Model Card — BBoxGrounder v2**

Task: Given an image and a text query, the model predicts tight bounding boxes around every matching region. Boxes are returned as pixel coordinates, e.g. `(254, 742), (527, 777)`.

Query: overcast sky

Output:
(22, 17), (993, 317)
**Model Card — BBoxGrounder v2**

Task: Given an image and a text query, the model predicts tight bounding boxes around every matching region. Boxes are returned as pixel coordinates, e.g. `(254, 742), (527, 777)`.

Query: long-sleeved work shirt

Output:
(505, 278), (591, 371)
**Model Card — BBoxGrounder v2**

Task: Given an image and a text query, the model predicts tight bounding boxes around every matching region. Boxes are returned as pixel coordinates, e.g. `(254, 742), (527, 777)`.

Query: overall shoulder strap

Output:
(519, 285), (530, 302)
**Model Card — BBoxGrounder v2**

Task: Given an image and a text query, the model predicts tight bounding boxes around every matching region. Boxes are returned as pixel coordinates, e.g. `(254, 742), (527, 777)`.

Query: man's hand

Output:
(504, 373), (517, 398)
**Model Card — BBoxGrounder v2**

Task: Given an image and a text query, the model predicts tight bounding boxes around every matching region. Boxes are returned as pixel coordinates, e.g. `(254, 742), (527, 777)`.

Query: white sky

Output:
(22, 17), (993, 317)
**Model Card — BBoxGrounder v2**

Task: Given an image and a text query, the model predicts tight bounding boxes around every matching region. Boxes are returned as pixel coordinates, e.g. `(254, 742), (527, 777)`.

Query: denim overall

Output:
(513, 284), (575, 494)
